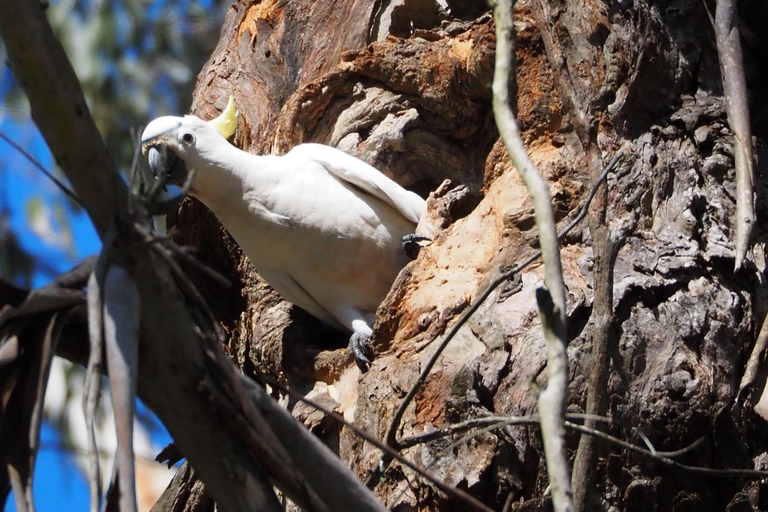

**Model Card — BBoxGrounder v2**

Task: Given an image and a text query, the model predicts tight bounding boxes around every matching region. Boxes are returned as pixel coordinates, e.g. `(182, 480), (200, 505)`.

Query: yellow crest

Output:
(207, 95), (238, 139)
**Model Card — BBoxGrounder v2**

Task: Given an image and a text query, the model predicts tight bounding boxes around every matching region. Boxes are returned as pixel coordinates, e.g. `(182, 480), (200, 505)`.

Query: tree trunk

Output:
(164, 0), (768, 510)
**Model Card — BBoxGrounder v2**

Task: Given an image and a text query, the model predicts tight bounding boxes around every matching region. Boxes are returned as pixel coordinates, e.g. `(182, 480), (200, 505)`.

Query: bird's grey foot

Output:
(349, 332), (373, 372)
(402, 234), (431, 260)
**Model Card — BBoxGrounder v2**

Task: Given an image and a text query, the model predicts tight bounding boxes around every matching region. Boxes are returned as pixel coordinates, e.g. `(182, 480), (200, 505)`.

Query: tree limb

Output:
(529, 2), (617, 508)
(491, 1), (572, 511)
(0, 2), (126, 238)
(714, 0), (754, 270)
(102, 264), (141, 512)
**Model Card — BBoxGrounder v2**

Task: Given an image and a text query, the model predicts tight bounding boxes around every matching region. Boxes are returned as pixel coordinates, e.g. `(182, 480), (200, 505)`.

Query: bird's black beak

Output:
(147, 146), (189, 187)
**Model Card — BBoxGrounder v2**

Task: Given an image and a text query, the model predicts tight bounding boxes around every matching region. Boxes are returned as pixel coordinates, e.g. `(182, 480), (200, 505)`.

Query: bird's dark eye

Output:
(182, 133), (194, 144)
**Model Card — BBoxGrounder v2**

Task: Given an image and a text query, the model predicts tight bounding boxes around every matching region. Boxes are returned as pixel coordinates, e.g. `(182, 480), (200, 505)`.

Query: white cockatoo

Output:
(141, 97), (426, 367)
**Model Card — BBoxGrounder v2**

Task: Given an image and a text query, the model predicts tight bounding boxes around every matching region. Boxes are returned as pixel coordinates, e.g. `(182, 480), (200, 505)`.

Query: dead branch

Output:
(401, 412), (768, 484)
(84, 258), (106, 512)
(714, 0), (754, 270)
(0, 132), (83, 208)
(529, 2), (617, 509)
(491, 1), (572, 511)
(564, 422), (768, 479)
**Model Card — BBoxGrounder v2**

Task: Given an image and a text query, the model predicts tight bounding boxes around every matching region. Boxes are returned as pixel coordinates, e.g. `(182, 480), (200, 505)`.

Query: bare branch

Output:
(714, 0), (754, 270)
(401, 412), (768, 484)
(0, 132), (83, 208)
(565, 422), (768, 479)
(84, 269), (105, 512)
(419, 413), (768, 481)
(491, 1), (572, 511)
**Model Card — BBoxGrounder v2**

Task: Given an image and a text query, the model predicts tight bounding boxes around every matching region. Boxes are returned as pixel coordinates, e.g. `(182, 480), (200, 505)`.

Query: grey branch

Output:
(85, 267), (105, 512)
(491, 1), (573, 511)
(715, 0), (754, 270)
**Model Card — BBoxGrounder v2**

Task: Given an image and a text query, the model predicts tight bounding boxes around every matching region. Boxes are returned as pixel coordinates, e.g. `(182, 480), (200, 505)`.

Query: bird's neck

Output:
(188, 140), (262, 213)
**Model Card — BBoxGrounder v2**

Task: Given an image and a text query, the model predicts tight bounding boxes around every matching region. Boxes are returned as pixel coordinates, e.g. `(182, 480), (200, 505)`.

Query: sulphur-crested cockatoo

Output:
(141, 97), (426, 367)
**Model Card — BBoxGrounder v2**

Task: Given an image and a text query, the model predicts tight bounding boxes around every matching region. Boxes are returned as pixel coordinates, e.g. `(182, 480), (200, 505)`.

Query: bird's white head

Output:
(141, 95), (238, 186)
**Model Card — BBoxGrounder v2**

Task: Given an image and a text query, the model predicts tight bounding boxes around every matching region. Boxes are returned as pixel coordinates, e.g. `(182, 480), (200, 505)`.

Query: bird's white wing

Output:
(287, 143), (425, 224)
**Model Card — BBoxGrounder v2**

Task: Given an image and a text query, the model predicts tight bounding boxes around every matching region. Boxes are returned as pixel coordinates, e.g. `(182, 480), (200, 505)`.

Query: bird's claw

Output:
(349, 332), (373, 372)
(402, 234), (431, 260)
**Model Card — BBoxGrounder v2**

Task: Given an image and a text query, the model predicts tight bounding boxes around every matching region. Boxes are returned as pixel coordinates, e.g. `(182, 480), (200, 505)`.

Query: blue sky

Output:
(0, 112), (101, 287)
(6, 423), (91, 512)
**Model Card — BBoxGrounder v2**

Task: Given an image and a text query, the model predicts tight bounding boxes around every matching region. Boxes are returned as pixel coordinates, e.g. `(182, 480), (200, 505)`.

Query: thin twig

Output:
(258, 372), (495, 512)
(492, 1), (573, 509)
(652, 436), (706, 458)
(398, 412), (612, 449)
(399, 415), (536, 449)
(37, 441), (165, 466)
(393, 417), (514, 507)
(630, 428), (708, 459)
(413, 414), (768, 480)
(564, 421), (768, 479)
(84, 228), (117, 512)
(0, 131), (83, 207)
(395, 412), (768, 497)
(393, 413), (606, 508)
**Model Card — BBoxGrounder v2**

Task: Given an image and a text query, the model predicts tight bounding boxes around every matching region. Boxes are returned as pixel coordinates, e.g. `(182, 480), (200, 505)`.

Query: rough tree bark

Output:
(159, 0), (768, 510)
